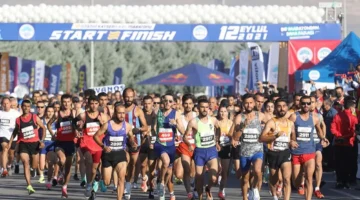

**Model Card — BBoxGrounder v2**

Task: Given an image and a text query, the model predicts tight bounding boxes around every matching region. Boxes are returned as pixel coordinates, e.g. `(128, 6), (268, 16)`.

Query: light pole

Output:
(90, 0), (95, 88)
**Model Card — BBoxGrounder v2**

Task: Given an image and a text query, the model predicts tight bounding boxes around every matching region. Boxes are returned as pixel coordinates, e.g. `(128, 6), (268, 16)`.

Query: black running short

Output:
(267, 149), (291, 170)
(18, 141), (40, 155)
(0, 137), (16, 151)
(102, 150), (127, 168)
(218, 145), (232, 159)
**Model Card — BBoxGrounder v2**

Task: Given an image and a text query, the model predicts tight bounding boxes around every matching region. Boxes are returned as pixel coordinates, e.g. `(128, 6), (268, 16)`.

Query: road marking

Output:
(329, 189), (360, 200)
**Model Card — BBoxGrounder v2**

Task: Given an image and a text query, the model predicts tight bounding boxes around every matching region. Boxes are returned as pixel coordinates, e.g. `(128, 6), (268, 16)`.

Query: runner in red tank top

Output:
(7, 99), (46, 195)
(47, 94), (80, 198)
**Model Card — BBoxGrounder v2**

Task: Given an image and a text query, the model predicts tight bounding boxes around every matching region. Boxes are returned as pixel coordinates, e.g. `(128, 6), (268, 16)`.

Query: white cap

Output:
(48, 94), (54, 98)
(58, 91), (64, 95)
(5, 91), (10, 95)
(10, 93), (17, 98)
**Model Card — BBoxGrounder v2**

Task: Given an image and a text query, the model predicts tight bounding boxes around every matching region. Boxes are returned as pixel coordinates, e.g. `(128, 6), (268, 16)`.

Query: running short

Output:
(292, 153), (316, 165)
(218, 145), (232, 159)
(55, 141), (75, 157)
(148, 149), (157, 160)
(102, 150), (127, 168)
(267, 149), (291, 169)
(154, 142), (176, 165)
(81, 147), (102, 164)
(139, 139), (150, 154)
(315, 143), (323, 152)
(231, 145), (240, 160)
(176, 142), (195, 158)
(40, 141), (55, 155)
(127, 143), (141, 154)
(18, 141), (40, 155)
(194, 146), (218, 167)
(0, 137), (16, 151)
(240, 152), (264, 172)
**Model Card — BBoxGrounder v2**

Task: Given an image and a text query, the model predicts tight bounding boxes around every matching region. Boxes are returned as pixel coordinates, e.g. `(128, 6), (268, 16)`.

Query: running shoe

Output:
(205, 185), (213, 200)
(58, 175), (64, 185)
(80, 179), (87, 188)
(85, 187), (92, 197)
(132, 182), (138, 189)
(46, 182), (52, 190)
(158, 183), (165, 198)
(253, 188), (260, 200)
(52, 178), (58, 187)
(125, 182), (131, 200)
(276, 184), (283, 198)
(61, 187), (68, 198)
(38, 175), (45, 183)
(30, 168), (37, 178)
(298, 185), (305, 195)
(7, 166), (12, 176)
(14, 165), (19, 174)
(218, 191), (225, 200)
(88, 190), (96, 200)
(174, 177), (183, 185)
(170, 193), (176, 200)
(141, 175), (148, 192)
(248, 189), (254, 200)
(193, 188), (199, 199)
(314, 190), (325, 199)
(99, 180), (107, 192)
(148, 189), (154, 199)
(93, 181), (99, 193)
(27, 185), (35, 195)
(1, 169), (8, 177)
(73, 174), (80, 181)
(187, 192), (194, 200)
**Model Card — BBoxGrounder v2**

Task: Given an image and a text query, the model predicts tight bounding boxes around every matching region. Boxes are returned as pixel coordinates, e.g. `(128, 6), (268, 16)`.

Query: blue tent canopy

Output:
(137, 63), (234, 86)
(311, 32), (360, 73)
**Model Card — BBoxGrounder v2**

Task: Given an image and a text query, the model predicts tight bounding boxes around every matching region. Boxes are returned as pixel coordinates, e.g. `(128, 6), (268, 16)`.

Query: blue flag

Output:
(113, 67), (122, 84)
(49, 65), (62, 94)
(44, 66), (51, 93)
(78, 65), (87, 92)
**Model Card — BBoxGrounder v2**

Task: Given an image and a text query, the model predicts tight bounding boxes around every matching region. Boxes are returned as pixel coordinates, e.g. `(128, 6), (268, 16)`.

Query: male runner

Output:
(155, 93), (180, 200)
(0, 97), (20, 177)
(310, 96), (326, 198)
(47, 94), (79, 198)
(231, 93), (265, 200)
(7, 100), (46, 194)
(289, 96), (329, 200)
(184, 98), (220, 200)
(175, 94), (198, 199)
(123, 88), (148, 198)
(98, 92), (113, 117)
(260, 98), (293, 200)
(94, 103), (137, 200)
(77, 95), (105, 198)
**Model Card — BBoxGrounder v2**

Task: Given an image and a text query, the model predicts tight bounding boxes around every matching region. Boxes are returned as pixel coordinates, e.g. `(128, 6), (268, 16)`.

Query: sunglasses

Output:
(154, 102), (161, 105)
(37, 106), (45, 109)
(164, 100), (173, 103)
(301, 102), (311, 106)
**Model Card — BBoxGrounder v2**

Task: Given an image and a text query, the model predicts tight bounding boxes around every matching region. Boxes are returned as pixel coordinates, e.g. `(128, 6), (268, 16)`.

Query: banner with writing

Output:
(92, 84), (126, 95)
(77, 65), (87, 92)
(49, 65), (62, 94)
(239, 50), (249, 95)
(113, 67), (123, 85)
(34, 60), (45, 90)
(267, 43), (280, 85)
(248, 42), (265, 90)
(0, 53), (10, 93)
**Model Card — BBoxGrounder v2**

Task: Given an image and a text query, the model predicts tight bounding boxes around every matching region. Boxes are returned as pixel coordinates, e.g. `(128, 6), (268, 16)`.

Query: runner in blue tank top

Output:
(93, 103), (137, 200)
(289, 95), (329, 200)
(122, 88), (148, 197)
(155, 93), (181, 200)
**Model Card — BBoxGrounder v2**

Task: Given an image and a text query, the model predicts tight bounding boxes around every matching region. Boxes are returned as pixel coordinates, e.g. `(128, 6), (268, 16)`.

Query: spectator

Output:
(322, 98), (337, 171)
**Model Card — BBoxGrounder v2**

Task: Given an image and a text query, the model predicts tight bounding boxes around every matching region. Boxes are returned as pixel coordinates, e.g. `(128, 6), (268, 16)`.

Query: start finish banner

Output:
(0, 23), (341, 42)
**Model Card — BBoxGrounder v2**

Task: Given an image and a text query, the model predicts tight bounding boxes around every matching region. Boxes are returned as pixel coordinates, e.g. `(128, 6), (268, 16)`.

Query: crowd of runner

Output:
(0, 85), (358, 200)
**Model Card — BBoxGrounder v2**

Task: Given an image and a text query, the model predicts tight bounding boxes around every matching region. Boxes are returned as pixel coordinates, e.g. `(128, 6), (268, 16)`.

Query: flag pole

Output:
(90, 0), (95, 88)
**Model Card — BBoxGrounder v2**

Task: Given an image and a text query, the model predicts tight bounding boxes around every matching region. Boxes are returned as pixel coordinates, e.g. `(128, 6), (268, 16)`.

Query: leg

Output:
(315, 151), (323, 189)
(63, 156), (73, 186)
(206, 158), (218, 198)
(147, 158), (156, 190)
(126, 152), (138, 183)
(102, 166), (113, 186)
(39, 154), (46, 179)
(304, 158), (315, 200)
(252, 158), (263, 190)
(292, 163), (302, 188)
(195, 165), (205, 199)
(46, 152), (57, 182)
(115, 162), (127, 200)
(83, 151), (93, 185)
(281, 162), (292, 200)
(269, 168), (278, 198)
(241, 169), (251, 200)
(159, 153), (170, 184)
(20, 153), (31, 185)
(219, 158), (230, 191)
(173, 157), (184, 179)
(1, 142), (8, 171)
(181, 154), (192, 193)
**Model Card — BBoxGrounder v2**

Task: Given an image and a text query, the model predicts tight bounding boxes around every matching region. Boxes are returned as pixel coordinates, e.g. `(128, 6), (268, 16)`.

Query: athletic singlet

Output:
(240, 111), (263, 157)
(156, 109), (176, 146)
(56, 111), (75, 142)
(194, 116), (216, 148)
(0, 109), (20, 140)
(125, 106), (141, 145)
(42, 118), (56, 141)
(143, 110), (157, 144)
(181, 112), (197, 145)
(103, 120), (127, 151)
(219, 120), (232, 146)
(81, 112), (102, 151)
(267, 118), (291, 152)
(313, 113), (323, 144)
(292, 112), (315, 155)
(16, 113), (39, 143)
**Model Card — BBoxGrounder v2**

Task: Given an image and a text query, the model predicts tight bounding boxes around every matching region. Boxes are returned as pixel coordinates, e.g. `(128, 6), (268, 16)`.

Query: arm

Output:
(93, 121), (108, 148)
(330, 114), (342, 137)
(137, 108), (148, 133)
(231, 114), (243, 142)
(36, 116), (47, 141)
(259, 120), (278, 143)
(126, 123), (137, 148)
(183, 119), (195, 147)
(7, 126), (19, 150)
(289, 121), (299, 149)
(176, 113), (186, 135)
(47, 115), (57, 138)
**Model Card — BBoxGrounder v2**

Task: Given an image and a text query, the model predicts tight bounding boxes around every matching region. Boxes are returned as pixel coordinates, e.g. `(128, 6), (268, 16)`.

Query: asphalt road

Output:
(0, 167), (359, 200)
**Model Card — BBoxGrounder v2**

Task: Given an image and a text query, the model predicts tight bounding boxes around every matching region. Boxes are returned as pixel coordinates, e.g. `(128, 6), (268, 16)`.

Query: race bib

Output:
(243, 128), (259, 143)
(297, 127), (312, 142)
(151, 136), (156, 144)
(60, 121), (72, 134)
(220, 134), (230, 146)
(0, 119), (10, 126)
(22, 126), (35, 139)
(200, 132), (215, 146)
(109, 136), (124, 150)
(186, 134), (195, 144)
(158, 128), (173, 143)
(273, 135), (290, 151)
(86, 122), (100, 136)
(313, 129), (320, 143)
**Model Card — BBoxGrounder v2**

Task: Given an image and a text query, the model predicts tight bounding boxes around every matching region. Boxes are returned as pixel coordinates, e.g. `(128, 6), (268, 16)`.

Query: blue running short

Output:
(240, 152), (264, 172)
(154, 142), (176, 166)
(194, 146), (218, 167)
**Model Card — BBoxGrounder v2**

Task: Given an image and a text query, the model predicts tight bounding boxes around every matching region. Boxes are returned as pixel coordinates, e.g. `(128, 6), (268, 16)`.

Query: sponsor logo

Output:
(297, 47), (313, 63)
(19, 24), (35, 40)
(208, 73), (222, 79)
(160, 73), (188, 83)
(317, 47), (331, 61)
(192, 25), (208, 40)
(308, 70), (320, 81)
(218, 25), (268, 41)
(9, 70), (14, 82)
(19, 72), (30, 84)
(280, 25), (320, 39)
(208, 73), (232, 84)
(49, 30), (176, 41)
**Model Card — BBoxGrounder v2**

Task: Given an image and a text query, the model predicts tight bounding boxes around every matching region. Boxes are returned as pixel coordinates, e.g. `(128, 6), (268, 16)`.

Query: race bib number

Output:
(0, 119), (10, 126)
(313, 130), (320, 143)
(186, 134), (195, 144)
(151, 136), (156, 144)
(297, 127), (312, 142)
(200, 132), (215, 146)
(158, 128), (173, 143)
(86, 122), (100, 136)
(109, 136), (124, 150)
(220, 134), (230, 146)
(60, 121), (72, 134)
(273, 135), (290, 151)
(243, 128), (259, 143)
(22, 126), (35, 139)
